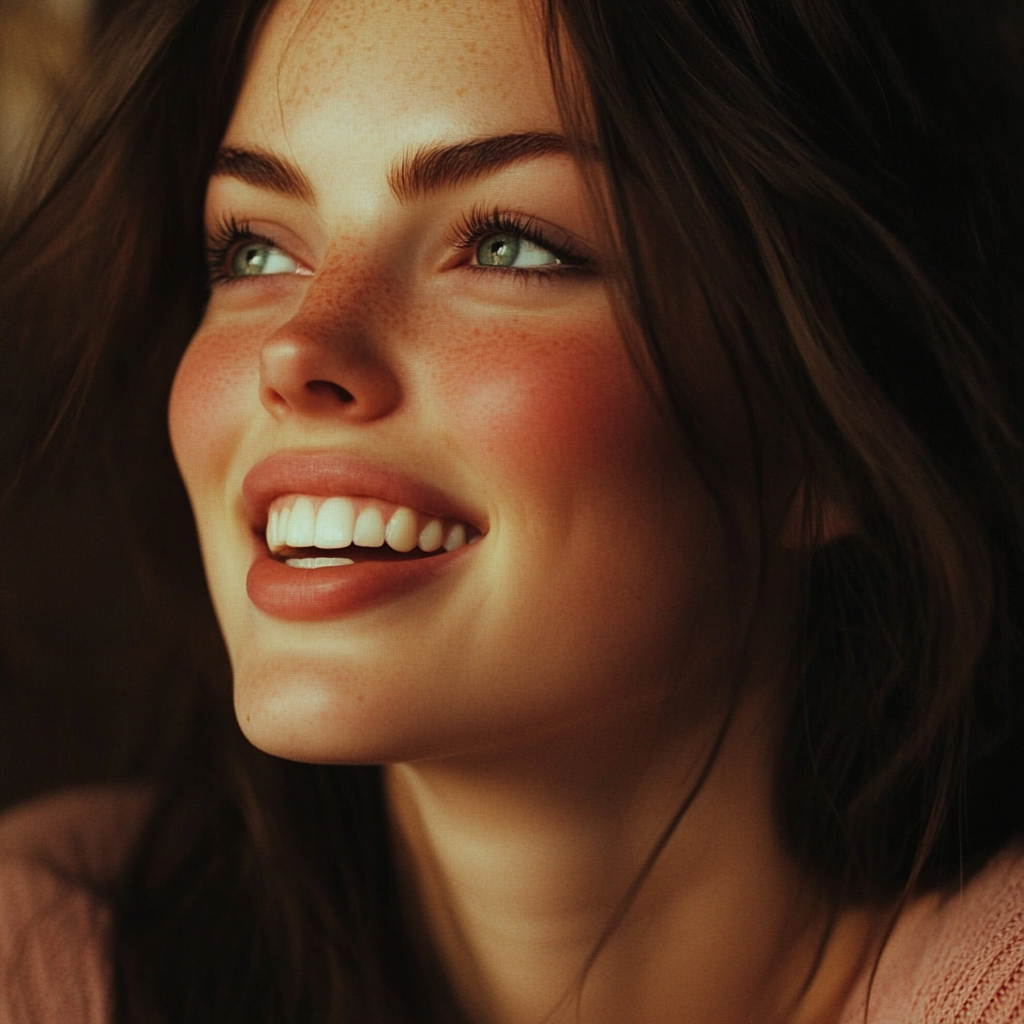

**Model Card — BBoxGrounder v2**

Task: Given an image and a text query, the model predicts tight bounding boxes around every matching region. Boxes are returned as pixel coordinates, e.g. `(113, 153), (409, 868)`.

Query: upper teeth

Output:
(266, 495), (471, 555)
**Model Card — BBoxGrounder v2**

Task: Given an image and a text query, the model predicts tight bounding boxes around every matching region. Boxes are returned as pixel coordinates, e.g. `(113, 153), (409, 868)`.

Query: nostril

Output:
(307, 380), (354, 403)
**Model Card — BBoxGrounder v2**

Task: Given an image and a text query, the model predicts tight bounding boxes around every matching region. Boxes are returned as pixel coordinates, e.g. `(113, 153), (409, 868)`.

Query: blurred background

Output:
(0, 0), (91, 203)
(0, 0), (179, 814)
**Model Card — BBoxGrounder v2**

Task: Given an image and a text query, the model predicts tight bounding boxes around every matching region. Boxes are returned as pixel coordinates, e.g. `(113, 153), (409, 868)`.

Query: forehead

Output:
(227, 0), (562, 173)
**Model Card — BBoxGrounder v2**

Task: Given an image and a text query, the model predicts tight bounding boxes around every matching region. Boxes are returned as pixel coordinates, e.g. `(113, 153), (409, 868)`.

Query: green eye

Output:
(475, 232), (560, 269)
(230, 242), (300, 277)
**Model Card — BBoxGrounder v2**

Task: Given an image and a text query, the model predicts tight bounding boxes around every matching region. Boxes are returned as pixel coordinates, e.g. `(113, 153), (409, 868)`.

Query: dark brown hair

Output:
(2, 0), (1024, 1020)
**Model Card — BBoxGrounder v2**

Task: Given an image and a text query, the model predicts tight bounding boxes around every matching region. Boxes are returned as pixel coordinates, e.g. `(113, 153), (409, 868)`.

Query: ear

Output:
(777, 480), (858, 550)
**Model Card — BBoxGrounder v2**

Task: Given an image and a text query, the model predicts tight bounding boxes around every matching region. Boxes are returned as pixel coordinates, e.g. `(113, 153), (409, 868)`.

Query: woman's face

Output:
(169, 0), (735, 764)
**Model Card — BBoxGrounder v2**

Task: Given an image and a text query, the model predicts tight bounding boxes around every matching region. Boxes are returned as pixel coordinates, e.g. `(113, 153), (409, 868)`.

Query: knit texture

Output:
(0, 788), (1022, 1022)
(838, 845), (1024, 1023)
(0, 787), (147, 1024)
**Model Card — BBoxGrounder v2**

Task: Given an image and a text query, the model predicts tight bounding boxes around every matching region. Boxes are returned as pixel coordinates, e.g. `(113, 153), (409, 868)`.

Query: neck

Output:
(386, 685), (880, 1024)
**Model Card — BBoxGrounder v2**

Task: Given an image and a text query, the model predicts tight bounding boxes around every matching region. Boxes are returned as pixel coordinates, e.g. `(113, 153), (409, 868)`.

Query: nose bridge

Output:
(259, 246), (403, 422)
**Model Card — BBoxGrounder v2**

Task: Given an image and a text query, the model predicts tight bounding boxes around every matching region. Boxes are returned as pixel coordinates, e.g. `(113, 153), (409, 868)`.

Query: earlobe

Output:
(777, 480), (858, 550)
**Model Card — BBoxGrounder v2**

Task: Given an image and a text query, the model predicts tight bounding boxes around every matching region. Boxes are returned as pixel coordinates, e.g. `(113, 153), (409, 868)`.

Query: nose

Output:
(259, 300), (402, 423)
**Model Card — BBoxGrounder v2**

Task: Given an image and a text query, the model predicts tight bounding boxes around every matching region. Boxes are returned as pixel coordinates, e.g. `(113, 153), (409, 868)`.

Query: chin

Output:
(229, 652), (464, 765)
(232, 659), (383, 764)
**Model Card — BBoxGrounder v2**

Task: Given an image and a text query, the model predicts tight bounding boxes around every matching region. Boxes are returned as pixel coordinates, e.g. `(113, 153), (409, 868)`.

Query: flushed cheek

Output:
(427, 311), (672, 488)
(168, 321), (263, 492)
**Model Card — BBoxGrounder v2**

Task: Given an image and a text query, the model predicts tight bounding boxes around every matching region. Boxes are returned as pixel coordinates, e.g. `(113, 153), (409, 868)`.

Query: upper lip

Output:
(242, 450), (482, 532)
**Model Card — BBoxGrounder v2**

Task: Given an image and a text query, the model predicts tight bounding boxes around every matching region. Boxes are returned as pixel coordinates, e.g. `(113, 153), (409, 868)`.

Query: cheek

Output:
(168, 321), (261, 490)
(426, 310), (664, 484)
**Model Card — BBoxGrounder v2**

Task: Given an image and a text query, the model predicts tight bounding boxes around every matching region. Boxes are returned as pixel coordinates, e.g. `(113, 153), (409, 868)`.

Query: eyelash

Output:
(448, 206), (591, 283)
(205, 215), (274, 287)
(203, 208), (590, 287)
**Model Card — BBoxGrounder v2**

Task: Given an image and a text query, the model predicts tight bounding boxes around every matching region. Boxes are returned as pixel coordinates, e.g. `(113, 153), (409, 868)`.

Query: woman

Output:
(2, 0), (1024, 1021)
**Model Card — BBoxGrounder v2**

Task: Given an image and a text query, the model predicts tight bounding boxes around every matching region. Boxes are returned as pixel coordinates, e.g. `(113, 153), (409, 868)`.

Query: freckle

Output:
(358, 694), (366, 703)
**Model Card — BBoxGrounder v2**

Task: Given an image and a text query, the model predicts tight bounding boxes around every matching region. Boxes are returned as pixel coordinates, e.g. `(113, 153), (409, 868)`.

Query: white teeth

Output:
(418, 519), (444, 552)
(286, 556), (355, 569)
(285, 496), (316, 548)
(386, 507), (419, 552)
(443, 523), (467, 551)
(314, 496), (355, 548)
(353, 507), (386, 547)
(266, 495), (476, 555)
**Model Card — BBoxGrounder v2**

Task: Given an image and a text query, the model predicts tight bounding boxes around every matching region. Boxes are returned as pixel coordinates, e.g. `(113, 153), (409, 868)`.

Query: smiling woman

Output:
(2, 1), (1024, 1023)
(177, 3), (710, 779)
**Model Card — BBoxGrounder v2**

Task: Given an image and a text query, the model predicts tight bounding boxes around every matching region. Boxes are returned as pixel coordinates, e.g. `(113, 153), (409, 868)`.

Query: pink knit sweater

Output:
(837, 845), (1024, 1023)
(1, 787), (1023, 1023)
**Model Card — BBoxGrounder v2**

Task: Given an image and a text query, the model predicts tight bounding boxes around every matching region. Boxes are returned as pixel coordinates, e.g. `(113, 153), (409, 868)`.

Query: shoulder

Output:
(0, 784), (152, 880)
(0, 785), (152, 1024)
(841, 843), (1024, 1024)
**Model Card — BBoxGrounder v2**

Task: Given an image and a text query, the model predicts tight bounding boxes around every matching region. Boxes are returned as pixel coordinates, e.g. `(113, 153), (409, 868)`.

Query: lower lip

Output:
(246, 542), (470, 621)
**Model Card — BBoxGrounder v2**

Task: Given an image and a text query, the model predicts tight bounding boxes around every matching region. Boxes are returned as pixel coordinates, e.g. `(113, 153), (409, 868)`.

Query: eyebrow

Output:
(388, 131), (571, 201)
(211, 132), (577, 206)
(212, 147), (316, 203)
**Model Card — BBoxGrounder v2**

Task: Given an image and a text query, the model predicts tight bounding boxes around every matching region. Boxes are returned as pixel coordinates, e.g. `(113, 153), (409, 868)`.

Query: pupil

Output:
(480, 233), (519, 267)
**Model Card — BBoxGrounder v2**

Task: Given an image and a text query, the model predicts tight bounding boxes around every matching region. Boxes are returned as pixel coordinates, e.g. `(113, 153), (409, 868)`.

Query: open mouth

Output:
(265, 494), (478, 568)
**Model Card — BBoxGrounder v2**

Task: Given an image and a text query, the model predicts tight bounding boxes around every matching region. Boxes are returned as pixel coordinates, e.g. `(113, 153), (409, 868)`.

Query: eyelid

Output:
(204, 214), (314, 285)
(203, 206), (597, 288)
(446, 205), (593, 270)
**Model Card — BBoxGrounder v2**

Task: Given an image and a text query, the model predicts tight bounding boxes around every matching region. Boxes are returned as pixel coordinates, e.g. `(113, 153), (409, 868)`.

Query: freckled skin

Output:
(165, 7), (896, 1022)
(169, 0), (733, 765)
